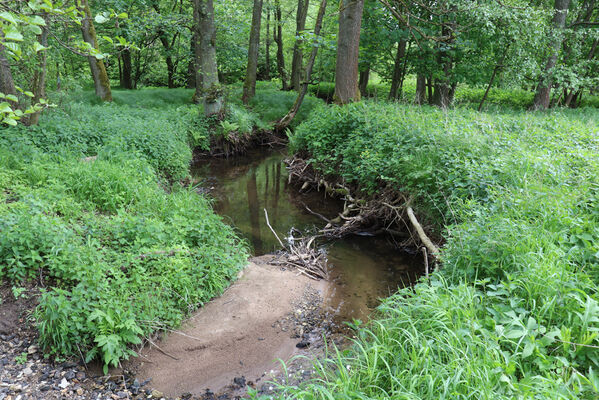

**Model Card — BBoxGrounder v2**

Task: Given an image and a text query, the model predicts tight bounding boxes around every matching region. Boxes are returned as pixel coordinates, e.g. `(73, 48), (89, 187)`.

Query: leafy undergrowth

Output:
(309, 78), (599, 110)
(282, 102), (599, 398)
(0, 89), (249, 372)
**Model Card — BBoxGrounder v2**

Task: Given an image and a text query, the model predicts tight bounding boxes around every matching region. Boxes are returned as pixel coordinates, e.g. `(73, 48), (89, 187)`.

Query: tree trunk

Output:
(291, 0), (309, 91)
(242, 0), (264, 104)
(192, 1), (203, 102)
(388, 39), (407, 100)
(195, 0), (224, 116)
(265, 2), (271, 80)
(274, 0), (288, 90)
(0, 40), (18, 113)
(334, 0), (364, 104)
(186, 33), (196, 89)
(120, 48), (133, 89)
(358, 65), (369, 95)
(532, 0), (571, 110)
(79, 0), (112, 101)
(426, 76), (433, 104)
(276, 0), (327, 131)
(415, 74), (426, 104)
(26, 15), (50, 126)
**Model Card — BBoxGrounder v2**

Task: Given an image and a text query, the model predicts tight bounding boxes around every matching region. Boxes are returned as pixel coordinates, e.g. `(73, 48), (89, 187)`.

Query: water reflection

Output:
(192, 149), (423, 323)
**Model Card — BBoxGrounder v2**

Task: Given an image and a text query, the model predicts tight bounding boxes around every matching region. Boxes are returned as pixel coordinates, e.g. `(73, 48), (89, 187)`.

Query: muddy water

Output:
(192, 149), (423, 324)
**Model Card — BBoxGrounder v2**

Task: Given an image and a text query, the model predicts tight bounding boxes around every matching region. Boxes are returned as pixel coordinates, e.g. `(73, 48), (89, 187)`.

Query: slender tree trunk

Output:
(389, 39), (407, 100)
(274, 0), (288, 90)
(195, 0), (224, 116)
(532, 0), (571, 110)
(334, 0), (364, 104)
(291, 0), (309, 91)
(192, 1), (203, 102)
(121, 48), (133, 89)
(478, 44), (510, 112)
(415, 74), (426, 104)
(426, 76), (433, 104)
(358, 65), (369, 95)
(26, 15), (50, 125)
(79, 0), (112, 101)
(186, 33), (196, 89)
(242, 0), (264, 104)
(565, 38), (598, 107)
(265, 2), (271, 80)
(276, 0), (327, 131)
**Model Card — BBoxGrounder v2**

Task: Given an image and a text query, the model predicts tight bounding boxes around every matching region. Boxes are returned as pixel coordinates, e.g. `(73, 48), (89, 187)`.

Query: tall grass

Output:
(283, 102), (599, 398)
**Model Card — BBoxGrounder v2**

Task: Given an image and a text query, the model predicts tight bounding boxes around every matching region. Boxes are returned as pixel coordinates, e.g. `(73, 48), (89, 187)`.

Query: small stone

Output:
(296, 340), (310, 348)
(26, 346), (37, 355)
(76, 388), (84, 395)
(64, 371), (76, 380)
(8, 384), (21, 392)
(116, 391), (127, 398)
(151, 389), (163, 398)
(76, 371), (86, 381)
(21, 368), (32, 376)
(58, 378), (69, 389)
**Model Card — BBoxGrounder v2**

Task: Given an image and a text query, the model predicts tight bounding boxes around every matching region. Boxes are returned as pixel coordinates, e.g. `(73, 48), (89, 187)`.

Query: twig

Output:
(146, 338), (179, 361)
(422, 247), (429, 279)
(264, 208), (285, 248)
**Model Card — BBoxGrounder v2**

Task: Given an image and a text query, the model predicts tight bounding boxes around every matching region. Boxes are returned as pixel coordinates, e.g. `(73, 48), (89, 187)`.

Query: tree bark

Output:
(186, 34), (196, 89)
(192, 1), (203, 102)
(358, 65), (369, 95)
(242, 0), (264, 104)
(0, 38), (17, 112)
(291, 0), (310, 91)
(265, 2), (271, 80)
(276, 0), (327, 131)
(26, 14), (50, 125)
(388, 39), (407, 100)
(195, 0), (224, 116)
(415, 74), (426, 104)
(334, 0), (364, 104)
(120, 48), (133, 89)
(532, 0), (571, 110)
(274, 0), (289, 90)
(79, 0), (112, 101)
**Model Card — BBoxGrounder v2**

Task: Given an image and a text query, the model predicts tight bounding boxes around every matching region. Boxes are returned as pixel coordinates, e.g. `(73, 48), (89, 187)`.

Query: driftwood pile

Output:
(264, 210), (329, 280)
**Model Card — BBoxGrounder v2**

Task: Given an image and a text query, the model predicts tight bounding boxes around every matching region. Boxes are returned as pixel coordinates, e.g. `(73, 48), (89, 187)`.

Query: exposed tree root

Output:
(194, 128), (287, 159)
(285, 155), (441, 265)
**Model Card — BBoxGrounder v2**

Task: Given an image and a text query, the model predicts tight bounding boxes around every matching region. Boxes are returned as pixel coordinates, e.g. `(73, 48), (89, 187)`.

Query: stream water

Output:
(192, 148), (423, 324)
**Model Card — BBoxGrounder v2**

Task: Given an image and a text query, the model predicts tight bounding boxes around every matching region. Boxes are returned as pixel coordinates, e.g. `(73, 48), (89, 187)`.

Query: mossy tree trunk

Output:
(333, 0), (364, 105)
(291, 0), (309, 91)
(242, 0), (264, 104)
(0, 40), (18, 110)
(195, 0), (223, 116)
(389, 39), (407, 100)
(79, 0), (112, 102)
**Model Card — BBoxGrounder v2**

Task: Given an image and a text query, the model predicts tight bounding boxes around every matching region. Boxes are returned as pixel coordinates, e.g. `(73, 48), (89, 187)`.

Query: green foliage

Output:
(286, 101), (599, 397)
(0, 90), (248, 372)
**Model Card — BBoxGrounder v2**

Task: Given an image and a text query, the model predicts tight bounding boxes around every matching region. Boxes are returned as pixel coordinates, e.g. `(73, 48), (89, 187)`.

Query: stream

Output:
(192, 148), (423, 324)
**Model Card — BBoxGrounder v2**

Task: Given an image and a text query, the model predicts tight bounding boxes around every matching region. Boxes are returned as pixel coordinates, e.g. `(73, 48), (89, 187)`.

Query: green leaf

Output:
(28, 15), (46, 26)
(5, 94), (18, 102)
(3, 117), (17, 126)
(94, 14), (109, 24)
(0, 102), (13, 114)
(33, 42), (47, 53)
(102, 36), (113, 44)
(3, 26), (24, 42)
(0, 12), (18, 25)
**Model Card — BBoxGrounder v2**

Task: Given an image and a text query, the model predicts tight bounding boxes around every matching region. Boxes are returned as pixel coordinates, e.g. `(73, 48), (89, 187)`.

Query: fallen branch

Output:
(407, 207), (440, 260)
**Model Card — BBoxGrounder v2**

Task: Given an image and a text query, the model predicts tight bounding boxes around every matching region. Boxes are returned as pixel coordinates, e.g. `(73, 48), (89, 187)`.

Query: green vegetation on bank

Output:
(282, 102), (599, 398)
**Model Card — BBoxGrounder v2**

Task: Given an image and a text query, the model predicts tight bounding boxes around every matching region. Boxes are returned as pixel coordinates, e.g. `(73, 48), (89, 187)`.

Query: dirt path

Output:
(126, 257), (328, 398)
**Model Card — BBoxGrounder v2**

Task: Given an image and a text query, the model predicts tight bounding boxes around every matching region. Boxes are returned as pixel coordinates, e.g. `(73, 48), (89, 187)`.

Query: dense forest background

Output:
(1, 0), (598, 126)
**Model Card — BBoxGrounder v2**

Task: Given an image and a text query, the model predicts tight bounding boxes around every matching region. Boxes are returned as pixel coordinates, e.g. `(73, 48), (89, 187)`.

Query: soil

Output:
(125, 256), (332, 398)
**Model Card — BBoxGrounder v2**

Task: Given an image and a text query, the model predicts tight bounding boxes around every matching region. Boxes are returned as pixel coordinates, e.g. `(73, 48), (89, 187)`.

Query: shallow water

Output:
(192, 148), (423, 323)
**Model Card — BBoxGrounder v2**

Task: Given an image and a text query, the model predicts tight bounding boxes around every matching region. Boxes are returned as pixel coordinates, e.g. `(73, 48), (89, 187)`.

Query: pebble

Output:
(58, 378), (69, 389)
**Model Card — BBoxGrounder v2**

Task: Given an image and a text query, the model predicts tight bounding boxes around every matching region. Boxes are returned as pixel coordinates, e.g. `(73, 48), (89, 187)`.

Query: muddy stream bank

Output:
(127, 149), (423, 398)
